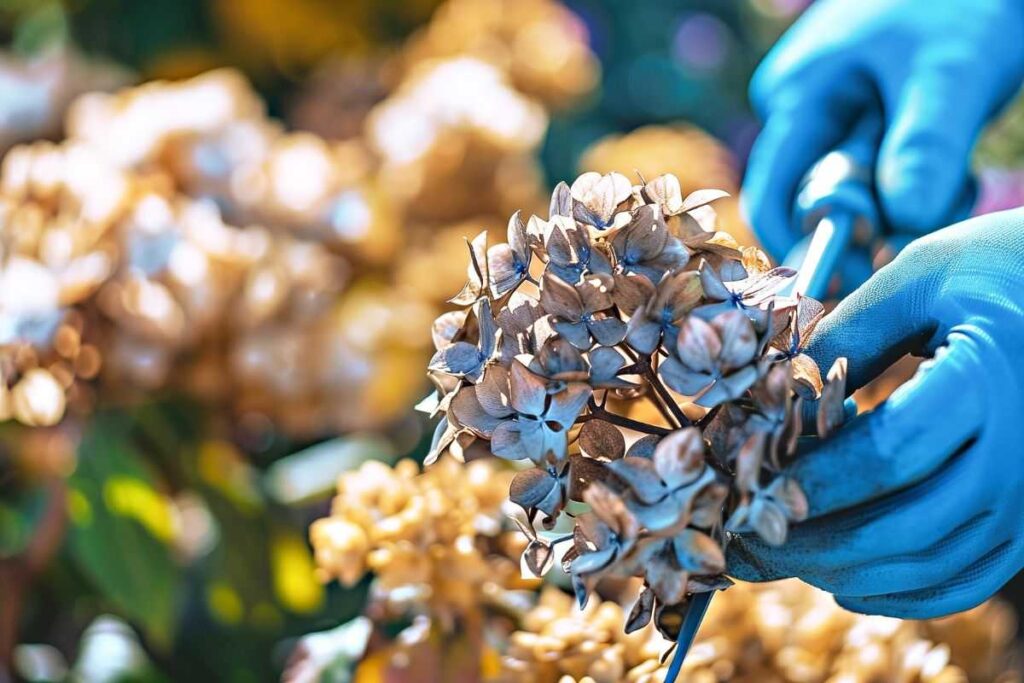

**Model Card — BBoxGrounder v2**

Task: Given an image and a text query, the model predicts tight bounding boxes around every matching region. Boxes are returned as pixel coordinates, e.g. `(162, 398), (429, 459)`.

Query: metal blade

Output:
(664, 590), (715, 682)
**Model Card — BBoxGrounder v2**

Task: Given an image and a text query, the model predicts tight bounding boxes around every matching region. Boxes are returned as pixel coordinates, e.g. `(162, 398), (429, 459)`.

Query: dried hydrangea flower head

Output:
(0, 135), (423, 437)
(310, 457), (528, 626)
(579, 124), (752, 248)
(67, 69), (398, 263)
(399, 0), (600, 109)
(497, 581), (1020, 683)
(366, 57), (547, 223)
(422, 170), (849, 643)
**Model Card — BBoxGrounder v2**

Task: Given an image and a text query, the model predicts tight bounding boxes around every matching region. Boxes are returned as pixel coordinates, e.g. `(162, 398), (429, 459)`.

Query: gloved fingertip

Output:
(878, 153), (965, 235)
(740, 174), (797, 261)
(834, 594), (873, 615)
(843, 396), (858, 422)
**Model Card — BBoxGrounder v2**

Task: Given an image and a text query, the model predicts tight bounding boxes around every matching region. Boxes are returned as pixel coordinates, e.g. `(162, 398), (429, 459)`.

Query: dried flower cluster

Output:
(497, 581), (1021, 683)
(578, 124), (751, 248)
(399, 0), (600, 109)
(310, 457), (531, 625)
(422, 170), (849, 642)
(0, 70), (448, 436)
(0, 137), (363, 432)
(366, 56), (547, 224)
(66, 69), (399, 263)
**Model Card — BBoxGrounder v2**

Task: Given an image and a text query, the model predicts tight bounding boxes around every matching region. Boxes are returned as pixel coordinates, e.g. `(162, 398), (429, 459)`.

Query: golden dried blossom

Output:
(399, 0), (600, 109)
(366, 57), (547, 222)
(67, 69), (400, 264)
(579, 125), (753, 248)
(423, 170), (849, 642)
(310, 457), (528, 624)
(496, 581), (1020, 683)
(0, 68), (446, 436)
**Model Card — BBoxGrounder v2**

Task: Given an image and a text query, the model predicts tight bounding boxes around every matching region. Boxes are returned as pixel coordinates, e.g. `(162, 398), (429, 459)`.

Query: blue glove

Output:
(727, 209), (1024, 619)
(743, 0), (1024, 263)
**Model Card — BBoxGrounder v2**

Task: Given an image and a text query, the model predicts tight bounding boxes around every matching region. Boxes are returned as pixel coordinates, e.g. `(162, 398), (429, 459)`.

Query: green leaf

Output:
(67, 414), (182, 649)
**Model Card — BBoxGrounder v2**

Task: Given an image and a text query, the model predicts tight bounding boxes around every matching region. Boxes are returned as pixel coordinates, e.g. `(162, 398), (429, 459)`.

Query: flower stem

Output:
(580, 401), (672, 436)
(639, 359), (691, 428)
(617, 345), (688, 429)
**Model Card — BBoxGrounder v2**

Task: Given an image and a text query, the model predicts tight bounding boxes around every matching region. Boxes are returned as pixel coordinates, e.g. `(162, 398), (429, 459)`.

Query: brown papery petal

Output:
(679, 188), (730, 213)
(791, 353), (823, 400)
(431, 310), (468, 351)
(579, 419), (625, 460)
(605, 457), (667, 504)
(625, 587), (655, 633)
(648, 552), (688, 605)
(507, 209), (530, 262)
(817, 357), (848, 439)
(750, 497), (789, 546)
(583, 482), (639, 539)
(613, 271), (656, 316)
(476, 364), (513, 417)
(652, 428), (705, 490)
(644, 173), (684, 215)
(577, 273), (615, 313)
(673, 528), (725, 574)
(540, 272), (584, 321)
(676, 315), (721, 374)
(509, 359), (548, 417)
(712, 310), (757, 369)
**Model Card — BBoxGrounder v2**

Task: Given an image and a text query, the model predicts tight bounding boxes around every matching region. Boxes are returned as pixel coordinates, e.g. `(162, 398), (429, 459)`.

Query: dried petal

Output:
(588, 346), (631, 388)
(571, 171), (631, 228)
(510, 468), (562, 511)
(643, 173), (684, 215)
(567, 454), (607, 500)
(712, 310), (757, 370)
(583, 482), (639, 540)
(610, 458), (671, 506)
(659, 357), (715, 396)
(626, 435), (661, 459)
(791, 353), (823, 400)
(817, 357), (848, 438)
(735, 432), (765, 493)
(625, 311), (662, 355)
(694, 365), (759, 408)
(545, 383), (592, 429)
(522, 540), (555, 578)
(673, 529), (725, 574)
(432, 310), (467, 350)
(450, 387), (504, 437)
(749, 496), (789, 546)
(449, 231), (489, 305)
(654, 601), (689, 641)
(509, 360), (548, 417)
(676, 315), (721, 374)
(652, 428), (705, 490)
(648, 551), (688, 605)
(588, 316), (626, 346)
(765, 476), (809, 523)
(540, 272), (584, 321)
(476, 365), (512, 417)
(625, 587), (655, 633)
(579, 419), (626, 460)
(549, 181), (572, 218)
(679, 188), (730, 213)
(613, 271), (656, 316)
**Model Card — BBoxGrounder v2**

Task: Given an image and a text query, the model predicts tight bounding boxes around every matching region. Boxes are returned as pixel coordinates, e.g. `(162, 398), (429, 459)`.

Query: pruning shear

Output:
(665, 114), (885, 681)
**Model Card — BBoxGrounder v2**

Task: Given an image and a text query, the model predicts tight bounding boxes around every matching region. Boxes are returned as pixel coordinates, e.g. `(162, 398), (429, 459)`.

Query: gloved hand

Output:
(743, 0), (1024, 264)
(727, 209), (1024, 618)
